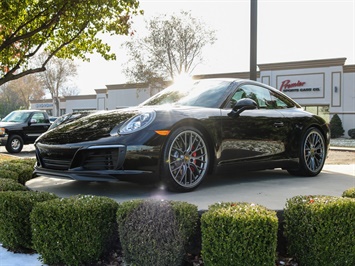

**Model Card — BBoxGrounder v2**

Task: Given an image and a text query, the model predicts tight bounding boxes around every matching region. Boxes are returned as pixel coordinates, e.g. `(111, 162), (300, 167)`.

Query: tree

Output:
(123, 11), (216, 87)
(329, 114), (345, 138)
(37, 55), (79, 116)
(0, 0), (141, 86)
(0, 75), (44, 118)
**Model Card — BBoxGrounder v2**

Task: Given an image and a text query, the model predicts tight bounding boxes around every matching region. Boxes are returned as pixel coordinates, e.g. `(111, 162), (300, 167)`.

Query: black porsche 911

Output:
(34, 78), (330, 192)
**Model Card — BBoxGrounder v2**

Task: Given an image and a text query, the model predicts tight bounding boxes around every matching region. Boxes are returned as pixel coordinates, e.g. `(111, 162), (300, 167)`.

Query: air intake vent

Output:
(82, 149), (120, 170)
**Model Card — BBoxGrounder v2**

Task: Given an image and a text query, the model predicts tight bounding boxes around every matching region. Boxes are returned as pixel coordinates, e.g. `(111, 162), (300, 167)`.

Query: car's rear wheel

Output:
(161, 127), (209, 192)
(6, 134), (24, 153)
(288, 127), (326, 176)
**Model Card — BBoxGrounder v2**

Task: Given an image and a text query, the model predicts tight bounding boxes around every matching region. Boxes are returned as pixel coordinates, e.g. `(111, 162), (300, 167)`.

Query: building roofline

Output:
(343, 64), (355, 73)
(64, 94), (96, 100)
(258, 57), (347, 71)
(106, 83), (148, 90)
(95, 88), (107, 94)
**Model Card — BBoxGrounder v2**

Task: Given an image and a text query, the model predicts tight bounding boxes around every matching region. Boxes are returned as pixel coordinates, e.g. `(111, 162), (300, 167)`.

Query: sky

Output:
(74, 0), (355, 95)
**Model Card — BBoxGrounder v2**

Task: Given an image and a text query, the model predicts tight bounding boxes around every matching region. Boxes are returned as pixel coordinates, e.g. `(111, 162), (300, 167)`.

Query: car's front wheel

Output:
(288, 127), (326, 177)
(161, 127), (209, 192)
(6, 134), (24, 153)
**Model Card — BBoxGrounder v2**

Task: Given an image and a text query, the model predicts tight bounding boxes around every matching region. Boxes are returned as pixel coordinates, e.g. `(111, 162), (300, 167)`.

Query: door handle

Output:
(273, 122), (284, 128)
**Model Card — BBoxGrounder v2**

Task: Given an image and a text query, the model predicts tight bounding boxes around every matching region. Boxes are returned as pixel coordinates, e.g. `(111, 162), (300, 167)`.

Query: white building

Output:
(30, 57), (355, 137)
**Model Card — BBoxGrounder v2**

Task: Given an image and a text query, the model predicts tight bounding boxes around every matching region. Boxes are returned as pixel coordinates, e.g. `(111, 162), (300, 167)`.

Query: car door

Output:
(23, 112), (50, 142)
(218, 83), (289, 165)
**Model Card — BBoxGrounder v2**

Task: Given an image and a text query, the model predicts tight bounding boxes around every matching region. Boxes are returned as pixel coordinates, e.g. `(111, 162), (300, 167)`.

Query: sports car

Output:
(33, 78), (330, 192)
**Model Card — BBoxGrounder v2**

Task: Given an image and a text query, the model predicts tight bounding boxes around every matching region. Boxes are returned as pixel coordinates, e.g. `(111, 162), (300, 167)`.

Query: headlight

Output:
(0, 127), (5, 135)
(119, 111), (156, 134)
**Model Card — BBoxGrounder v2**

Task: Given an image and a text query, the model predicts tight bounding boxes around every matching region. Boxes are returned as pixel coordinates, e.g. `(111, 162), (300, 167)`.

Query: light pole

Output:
(250, 0), (257, 81)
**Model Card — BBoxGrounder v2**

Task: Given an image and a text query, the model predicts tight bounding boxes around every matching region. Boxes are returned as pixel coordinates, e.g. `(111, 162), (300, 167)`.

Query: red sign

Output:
(279, 80), (306, 91)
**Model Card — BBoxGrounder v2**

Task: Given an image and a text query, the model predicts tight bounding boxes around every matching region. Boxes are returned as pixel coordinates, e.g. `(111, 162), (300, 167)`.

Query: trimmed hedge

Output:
(284, 195), (355, 266)
(0, 170), (19, 182)
(201, 202), (278, 266)
(31, 195), (119, 266)
(342, 187), (355, 198)
(117, 199), (199, 266)
(0, 161), (33, 185)
(0, 178), (28, 191)
(0, 191), (57, 251)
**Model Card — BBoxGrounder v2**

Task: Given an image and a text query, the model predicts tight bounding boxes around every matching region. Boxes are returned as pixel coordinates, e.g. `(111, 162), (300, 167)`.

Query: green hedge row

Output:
(0, 158), (36, 185)
(31, 195), (119, 265)
(0, 191), (57, 250)
(201, 202), (278, 265)
(284, 195), (355, 266)
(0, 158), (354, 265)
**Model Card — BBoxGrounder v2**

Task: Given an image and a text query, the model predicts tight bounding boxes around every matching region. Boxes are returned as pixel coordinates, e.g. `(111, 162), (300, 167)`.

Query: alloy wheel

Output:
(168, 130), (209, 189)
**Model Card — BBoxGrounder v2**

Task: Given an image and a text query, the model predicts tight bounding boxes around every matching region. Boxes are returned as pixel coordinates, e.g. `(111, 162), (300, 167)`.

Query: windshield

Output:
(2, 111), (30, 123)
(140, 79), (232, 108)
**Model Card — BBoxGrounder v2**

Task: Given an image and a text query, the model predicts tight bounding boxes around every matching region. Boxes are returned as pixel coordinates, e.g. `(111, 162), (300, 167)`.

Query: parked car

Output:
(0, 110), (51, 153)
(34, 79), (330, 192)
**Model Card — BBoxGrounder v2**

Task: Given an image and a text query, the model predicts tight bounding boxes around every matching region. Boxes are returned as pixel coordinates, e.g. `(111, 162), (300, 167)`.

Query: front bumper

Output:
(33, 167), (154, 181)
(34, 143), (160, 181)
(0, 135), (8, 146)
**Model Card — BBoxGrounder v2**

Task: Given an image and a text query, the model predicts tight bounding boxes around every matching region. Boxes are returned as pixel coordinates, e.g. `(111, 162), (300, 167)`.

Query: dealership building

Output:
(30, 57), (355, 137)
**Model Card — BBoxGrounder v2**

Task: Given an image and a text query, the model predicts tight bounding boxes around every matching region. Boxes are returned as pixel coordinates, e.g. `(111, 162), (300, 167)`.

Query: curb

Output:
(329, 146), (355, 152)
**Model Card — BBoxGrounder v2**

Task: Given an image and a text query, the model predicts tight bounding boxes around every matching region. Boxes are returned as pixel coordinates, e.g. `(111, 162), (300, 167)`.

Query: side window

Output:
(232, 85), (272, 109)
(228, 84), (295, 109)
(270, 91), (294, 109)
(31, 113), (46, 123)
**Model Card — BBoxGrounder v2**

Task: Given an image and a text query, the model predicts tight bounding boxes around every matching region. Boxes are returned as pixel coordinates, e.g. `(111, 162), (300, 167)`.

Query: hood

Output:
(0, 122), (17, 127)
(36, 108), (141, 144)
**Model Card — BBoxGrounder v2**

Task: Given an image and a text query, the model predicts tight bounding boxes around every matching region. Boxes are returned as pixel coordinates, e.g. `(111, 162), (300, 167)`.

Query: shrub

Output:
(6, 158), (36, 167)
(0, 169), (19, 182)
(329, 114), (344, 138)
(284, 195), (355, 265)
(342, 187), (355, 198)
(0, 191), (57, 251)
(0, 161), (34, 184)
(201, 202), (278, 266)
(117, 199), (198, 266)
(0, 178), (28, 191)
(31, 195), (119, 266)
(348, 128), (355, 139)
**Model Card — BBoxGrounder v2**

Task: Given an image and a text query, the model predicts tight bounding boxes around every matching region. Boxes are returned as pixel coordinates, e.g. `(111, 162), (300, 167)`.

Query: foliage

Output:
(0, 0), (141, 86)
(329, 114), (344, 138)
(0, 160), (34, 184)
(342, 187), (355, 198)
(348, 128), (355, 139)
(201, 202), (278, 266)
(0, 178), (27, 191)
(123, 11), (216, 87)
(117, 199), (198, 266)
(0, 75), (44, 118)
(31, 195), (119, 265)
(0, 169), (19, 182)
(0, 191), (57, 251)
(284, 195), (355, 265)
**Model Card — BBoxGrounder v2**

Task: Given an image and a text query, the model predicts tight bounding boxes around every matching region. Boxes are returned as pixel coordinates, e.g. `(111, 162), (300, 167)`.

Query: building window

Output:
(304, 105), (330, 123)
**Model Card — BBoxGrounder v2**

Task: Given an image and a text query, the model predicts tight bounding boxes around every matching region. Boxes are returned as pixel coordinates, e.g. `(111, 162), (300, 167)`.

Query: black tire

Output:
(161, 126), (210, 192)
(5, 135), (24, 153)
(287, 127), (326, 177)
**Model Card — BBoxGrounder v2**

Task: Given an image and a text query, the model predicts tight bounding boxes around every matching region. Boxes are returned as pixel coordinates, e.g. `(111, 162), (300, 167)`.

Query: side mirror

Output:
(30, 118), (37, 124)
(228, 98), (258, 118)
